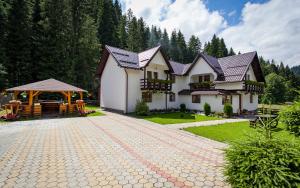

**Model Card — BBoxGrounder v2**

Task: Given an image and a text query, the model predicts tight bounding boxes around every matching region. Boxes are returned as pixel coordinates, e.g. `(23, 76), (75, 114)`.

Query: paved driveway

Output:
(0, 112), (228, 188)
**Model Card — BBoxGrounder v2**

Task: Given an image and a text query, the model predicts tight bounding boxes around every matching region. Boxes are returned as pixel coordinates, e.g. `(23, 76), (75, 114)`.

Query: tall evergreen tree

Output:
(148, 26), (159, 48)
(44, 0), (71, 81)
(97, 0), (116, 46)
(228, 47), (236, 56)
(126, 15), (138, 51)
(218, 38), (228, 58)
(117, 15), (127, 49)
(176, 30), (187, 63)
(30, 0), (46, 81)
(209, 34), (219, 57)
(187, 35), (201, 63)
(169, 30), (179, 61)
(0, 1), (8, 89)
(136, 17), (148, 51)
(6, 0), (31, 86)
(160, 29), (170, 55)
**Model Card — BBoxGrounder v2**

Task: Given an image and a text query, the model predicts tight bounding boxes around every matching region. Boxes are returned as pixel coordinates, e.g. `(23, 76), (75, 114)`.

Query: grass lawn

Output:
(85, 105), (104, 117)
(184, 121), (299, 143)
(135, 112), (222, 124)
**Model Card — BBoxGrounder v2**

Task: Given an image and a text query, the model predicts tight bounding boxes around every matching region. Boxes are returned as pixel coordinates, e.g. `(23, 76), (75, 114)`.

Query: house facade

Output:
(97, 45), (265, 114)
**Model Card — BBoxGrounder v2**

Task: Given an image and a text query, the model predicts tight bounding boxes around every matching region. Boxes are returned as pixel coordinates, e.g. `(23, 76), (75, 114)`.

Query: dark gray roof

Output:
(200, 53), (223, 75)
(169, 60), (192, 75)
(218, 52), (257, 82)
(170, 51), (259, 82)
(105, 45), (160, 69)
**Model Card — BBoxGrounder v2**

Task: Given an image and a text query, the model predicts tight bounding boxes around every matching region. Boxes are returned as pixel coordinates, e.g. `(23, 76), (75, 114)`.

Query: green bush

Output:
(280, 102), (300, 136)
(180, 103), (186, 113)
(225, 137), (300, 188)
(223, 103), (233, 117)
(203, 103), (211, 116)
(135, 100), (149, 116)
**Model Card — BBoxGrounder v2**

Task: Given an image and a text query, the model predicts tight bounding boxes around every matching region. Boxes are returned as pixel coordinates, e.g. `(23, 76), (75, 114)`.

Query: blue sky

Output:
(204, 0), (269, 25)
(121, 0), (300, 67)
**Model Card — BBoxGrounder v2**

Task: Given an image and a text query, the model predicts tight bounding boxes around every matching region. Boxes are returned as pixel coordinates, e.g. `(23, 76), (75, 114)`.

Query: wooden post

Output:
(79, 92), (83, 100)
(68, 91), (71, 113)
(13, 91), (19, 100)
(29, 90), (33, 116)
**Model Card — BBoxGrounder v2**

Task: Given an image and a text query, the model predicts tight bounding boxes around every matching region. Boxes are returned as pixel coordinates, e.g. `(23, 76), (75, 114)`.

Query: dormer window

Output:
(246, 74), (250, 80)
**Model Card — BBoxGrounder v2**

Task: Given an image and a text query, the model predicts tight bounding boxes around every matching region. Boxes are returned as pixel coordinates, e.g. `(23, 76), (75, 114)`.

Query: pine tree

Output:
(228, 47), (236, 56)
(137, 18), (147, 51)
(0, 1), (8, 88)
(44, 0), (71, 81)
(148, 26), (159, 48)
(127, 16), (139, 51)
(169, 30), (179, 61)
(6, 0), (32, 86)
(176, 30), (187, 63)
(218, 38), (228, 58)
(187, 35), (201, 62)
(30, 0), (46, 81)
(209, 34), (219, 57)
(117, 15), (127, 49)
(97, 0), (116, 46)
(161, 29), (170, 55)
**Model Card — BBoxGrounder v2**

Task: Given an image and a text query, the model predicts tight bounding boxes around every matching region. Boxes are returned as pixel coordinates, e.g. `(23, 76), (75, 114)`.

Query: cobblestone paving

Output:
(0, 113), (229, 188)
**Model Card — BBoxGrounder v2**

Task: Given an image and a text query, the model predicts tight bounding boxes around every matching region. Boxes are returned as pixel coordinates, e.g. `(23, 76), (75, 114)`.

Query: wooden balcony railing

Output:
(140, 79), (172, 91)
(189, 81), (215, 90)
(244, 80), (264, 93)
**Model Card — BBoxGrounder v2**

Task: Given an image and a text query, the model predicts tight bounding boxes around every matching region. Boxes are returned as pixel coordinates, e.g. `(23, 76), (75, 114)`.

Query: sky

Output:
(120, 0), (300, 67)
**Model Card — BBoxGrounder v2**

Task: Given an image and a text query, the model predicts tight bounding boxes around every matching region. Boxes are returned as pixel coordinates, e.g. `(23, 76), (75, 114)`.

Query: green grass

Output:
(135, 112), (221, 125)
(184, 121), (299, 143)
(85, 105), (104, 117)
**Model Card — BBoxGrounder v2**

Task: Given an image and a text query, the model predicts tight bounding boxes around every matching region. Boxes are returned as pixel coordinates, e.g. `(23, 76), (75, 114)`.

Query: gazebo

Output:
(6, 78), (87, 117)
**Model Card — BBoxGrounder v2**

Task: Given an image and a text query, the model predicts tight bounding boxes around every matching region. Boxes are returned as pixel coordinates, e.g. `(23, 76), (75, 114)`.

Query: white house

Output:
(97, 45), (265, 114)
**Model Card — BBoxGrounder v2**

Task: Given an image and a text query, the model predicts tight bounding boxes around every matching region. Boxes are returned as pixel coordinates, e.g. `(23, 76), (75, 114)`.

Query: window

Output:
(222, 95), (232, 105)
(147, 71), (152, 80)
(169, 93), (175, 102)
(204, 75), (210, 82)
(154, 72), (158, 79)
(250, 94), (253, 103)
(245, 74), (250, 80)
(170, 75), (176, 83)
(142, 92), (152, 102)
(198, 76), (203, 83)
(192, 95), (201, 103)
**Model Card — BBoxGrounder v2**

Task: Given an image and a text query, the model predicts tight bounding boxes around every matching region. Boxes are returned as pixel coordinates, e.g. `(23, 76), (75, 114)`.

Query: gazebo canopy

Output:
(6, 78), (87, 92)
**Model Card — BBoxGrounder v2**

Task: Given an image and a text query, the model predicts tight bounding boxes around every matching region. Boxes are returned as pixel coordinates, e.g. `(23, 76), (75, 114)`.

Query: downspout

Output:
(98, 76), (101, 107)
(124, 69), (128, 113)
(166, 73), (169, 110)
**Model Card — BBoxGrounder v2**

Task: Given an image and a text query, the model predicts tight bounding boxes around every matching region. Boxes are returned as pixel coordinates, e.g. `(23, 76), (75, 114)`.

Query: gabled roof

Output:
(171, 51), (265, 82)
(97, 45), (173, 77)
(6, 79), (87, 92)
(169, 60), (192, 75)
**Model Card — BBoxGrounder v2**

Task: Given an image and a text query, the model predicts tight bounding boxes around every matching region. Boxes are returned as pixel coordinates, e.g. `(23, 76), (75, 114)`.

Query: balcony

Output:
(189, 81), (215, 90)
(140, 79), (172, 91)
(244, 80), (264, 93)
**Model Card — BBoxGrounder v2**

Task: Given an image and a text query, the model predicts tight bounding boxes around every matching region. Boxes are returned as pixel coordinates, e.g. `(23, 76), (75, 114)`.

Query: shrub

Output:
(135, 100), (149, 116)
(203, 103), (211, 116)
(225, 137), (300, 188)
(280, 102), (300, 136)
(180, 103), (186, 113)
(223, 103), (233, 117)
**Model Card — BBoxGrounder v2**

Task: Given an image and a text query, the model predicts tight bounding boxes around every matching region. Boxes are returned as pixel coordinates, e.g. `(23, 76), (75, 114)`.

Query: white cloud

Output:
(121, 0), (226, 42)
(121, 0), (300, 66)
(220, 0), (300, 67)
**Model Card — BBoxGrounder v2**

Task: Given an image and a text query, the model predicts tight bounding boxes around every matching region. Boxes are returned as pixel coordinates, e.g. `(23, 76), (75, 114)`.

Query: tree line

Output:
(0, 0), (299, 103)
